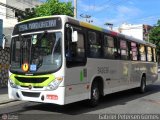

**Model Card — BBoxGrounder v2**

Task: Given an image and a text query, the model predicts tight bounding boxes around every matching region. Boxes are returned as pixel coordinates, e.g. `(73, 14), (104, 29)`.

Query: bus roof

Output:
(18, 15), (156, 48)
(64, 15), (156, 48)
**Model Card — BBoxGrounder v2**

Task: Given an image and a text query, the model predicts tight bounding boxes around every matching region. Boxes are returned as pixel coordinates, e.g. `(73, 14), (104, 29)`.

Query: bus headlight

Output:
(46, 77), (63, 90)
(9, 79), (17, 88)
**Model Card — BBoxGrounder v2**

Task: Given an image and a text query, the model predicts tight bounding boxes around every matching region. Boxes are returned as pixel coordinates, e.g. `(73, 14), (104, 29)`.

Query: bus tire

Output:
(139, 76), (146, 93)
(88, 82), (100, 107)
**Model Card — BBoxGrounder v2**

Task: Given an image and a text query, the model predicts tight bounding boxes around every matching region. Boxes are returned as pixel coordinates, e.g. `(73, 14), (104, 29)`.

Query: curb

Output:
(0, 100), (17, 105)
(0, 93), (17, 105)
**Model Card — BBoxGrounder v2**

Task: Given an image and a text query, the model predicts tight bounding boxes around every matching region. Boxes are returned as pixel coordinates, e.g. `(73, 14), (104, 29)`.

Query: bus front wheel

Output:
(88, 82), (100, 107)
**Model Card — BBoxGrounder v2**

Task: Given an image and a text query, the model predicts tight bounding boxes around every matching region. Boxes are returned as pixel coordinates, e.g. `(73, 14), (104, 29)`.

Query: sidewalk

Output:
(0, 87), (15, 104)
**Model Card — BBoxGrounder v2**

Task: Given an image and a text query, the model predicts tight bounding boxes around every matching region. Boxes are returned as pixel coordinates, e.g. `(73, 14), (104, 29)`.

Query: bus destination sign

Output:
(19, 19), (57, 32)
(13, 17), (62, 35)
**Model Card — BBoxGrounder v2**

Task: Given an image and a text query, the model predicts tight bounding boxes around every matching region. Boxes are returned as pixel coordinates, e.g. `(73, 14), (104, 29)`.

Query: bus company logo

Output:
(1, 114), (8, 120)
(28, 85), (32, 90)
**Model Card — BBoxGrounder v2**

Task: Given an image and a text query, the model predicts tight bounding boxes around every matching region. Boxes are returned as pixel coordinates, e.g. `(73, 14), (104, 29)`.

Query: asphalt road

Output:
(0, 74), (160, 120)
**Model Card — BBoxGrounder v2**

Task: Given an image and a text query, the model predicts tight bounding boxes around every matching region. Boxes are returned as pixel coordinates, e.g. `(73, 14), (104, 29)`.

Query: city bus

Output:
(8, 15), (158, 106)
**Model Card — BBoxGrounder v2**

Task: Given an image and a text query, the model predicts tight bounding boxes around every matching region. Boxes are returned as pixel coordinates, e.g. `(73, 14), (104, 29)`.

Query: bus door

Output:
(102, 35), (121, 91)
(116, 39), (131, 90)
(65, 24), (87, 85)
(130, 42), (140, 86)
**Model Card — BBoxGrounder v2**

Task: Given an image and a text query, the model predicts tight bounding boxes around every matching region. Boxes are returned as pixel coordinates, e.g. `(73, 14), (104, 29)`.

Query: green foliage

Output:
(149, 20), (160, 62)
(25, 8), (36, 20)
(35, 0), (74, 17)
(15, 8), (36, 21)
(16, 0), (73, 21)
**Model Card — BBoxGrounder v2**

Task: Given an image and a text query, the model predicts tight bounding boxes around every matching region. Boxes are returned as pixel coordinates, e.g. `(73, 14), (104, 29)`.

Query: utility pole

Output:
(74, 0), (77, 18)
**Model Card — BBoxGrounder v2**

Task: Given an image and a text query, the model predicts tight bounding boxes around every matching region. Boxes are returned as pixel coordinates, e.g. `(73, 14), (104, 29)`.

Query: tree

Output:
(35, 0), (73, 17)
(15, 8), (36, 21)
(149, 20), (160, 63)
(15, 0), (73, 21)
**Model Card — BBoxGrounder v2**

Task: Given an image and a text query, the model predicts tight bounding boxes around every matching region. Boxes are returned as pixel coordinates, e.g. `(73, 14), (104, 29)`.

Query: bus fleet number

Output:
(97, 67), (109, 74)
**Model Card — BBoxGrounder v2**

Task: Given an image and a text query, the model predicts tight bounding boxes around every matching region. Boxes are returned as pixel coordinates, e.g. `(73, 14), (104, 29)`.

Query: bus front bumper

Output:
(8, 82), (65, 105)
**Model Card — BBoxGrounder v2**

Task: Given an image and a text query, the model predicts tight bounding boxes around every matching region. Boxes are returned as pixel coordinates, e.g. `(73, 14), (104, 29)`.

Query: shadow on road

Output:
(16, 82), (160, 115)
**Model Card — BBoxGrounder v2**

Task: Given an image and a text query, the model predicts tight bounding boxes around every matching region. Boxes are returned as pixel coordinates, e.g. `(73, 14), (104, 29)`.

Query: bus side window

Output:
(139, 44), (146, 61)
(153, 48), (157, 62)
(76, 32), (85, 58)
(88, 31), (101, 58)
(120, 39), (128, 60)
(65, 26), (73, 60)
(130, 42), (138, 61)
(103, 35), (116, 59)
(147, 46), (152, 62)
(65, 25), (86, 67)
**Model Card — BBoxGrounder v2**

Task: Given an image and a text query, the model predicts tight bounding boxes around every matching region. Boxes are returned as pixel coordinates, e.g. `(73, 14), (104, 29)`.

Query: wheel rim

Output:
(93, 88), (99, 100)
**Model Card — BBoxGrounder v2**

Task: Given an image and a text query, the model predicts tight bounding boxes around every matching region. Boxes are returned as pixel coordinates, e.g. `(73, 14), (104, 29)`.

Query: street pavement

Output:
(0, 80), (160, 120)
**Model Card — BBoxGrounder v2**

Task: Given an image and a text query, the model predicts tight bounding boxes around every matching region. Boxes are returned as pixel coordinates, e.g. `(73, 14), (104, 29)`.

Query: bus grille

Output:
(20, 86), (43, 88)
(15, 77), (48, 83)
(21, 91), (40, 97)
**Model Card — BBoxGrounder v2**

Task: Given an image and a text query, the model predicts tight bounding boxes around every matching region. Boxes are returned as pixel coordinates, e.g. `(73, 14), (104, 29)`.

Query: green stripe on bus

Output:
(20, 16), (55, 23)
(80, 70), (84, 81)
(80, 22), (103, 31)
(10, 74), (55, 87)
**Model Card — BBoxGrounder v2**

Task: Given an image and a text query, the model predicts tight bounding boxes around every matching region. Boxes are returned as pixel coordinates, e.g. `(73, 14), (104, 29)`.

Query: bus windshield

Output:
(10, 32), (62, 74)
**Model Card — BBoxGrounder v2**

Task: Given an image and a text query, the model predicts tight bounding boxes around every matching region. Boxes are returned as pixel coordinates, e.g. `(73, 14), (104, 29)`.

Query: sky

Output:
(41, 0), (160, 28)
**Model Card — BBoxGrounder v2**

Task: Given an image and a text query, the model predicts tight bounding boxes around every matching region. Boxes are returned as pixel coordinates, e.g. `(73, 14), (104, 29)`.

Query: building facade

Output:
(0, 0), (42, 88)
(115, 23), (152, 41)
(0, 0), (42, 47)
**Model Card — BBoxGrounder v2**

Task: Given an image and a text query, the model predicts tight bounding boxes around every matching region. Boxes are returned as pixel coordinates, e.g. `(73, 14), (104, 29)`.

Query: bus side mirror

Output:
(72, 31), (78, 42)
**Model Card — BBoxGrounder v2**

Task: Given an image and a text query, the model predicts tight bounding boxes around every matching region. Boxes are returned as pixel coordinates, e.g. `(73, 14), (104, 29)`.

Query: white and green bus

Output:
(8, 15), (158, 106)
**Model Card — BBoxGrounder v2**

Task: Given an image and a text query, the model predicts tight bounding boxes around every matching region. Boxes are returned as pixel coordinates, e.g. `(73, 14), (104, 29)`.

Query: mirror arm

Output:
(66, 24), (78, 42)
(2, 36), (5, 49)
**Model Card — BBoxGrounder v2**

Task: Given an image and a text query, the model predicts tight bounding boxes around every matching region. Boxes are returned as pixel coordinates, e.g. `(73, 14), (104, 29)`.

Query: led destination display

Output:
(13, 17), (62, 35)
